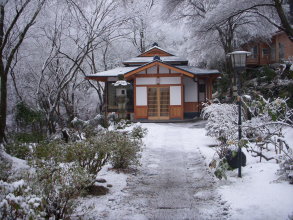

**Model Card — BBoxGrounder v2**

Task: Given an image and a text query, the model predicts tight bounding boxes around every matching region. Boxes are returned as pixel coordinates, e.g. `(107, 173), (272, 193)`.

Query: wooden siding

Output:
(170, 106), (183, 119)
(135, 106), (148, 119)
(184, 102), (198, 112)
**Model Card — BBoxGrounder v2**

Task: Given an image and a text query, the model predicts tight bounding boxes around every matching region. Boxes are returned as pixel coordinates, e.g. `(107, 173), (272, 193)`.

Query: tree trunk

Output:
(274, 0), (293, 41)
(0, 70), (7, 144)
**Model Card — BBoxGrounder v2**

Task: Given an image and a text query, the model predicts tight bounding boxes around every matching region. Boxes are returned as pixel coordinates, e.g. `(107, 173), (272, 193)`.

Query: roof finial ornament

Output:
(153, 55), (161, 61)
(152, 42), (158, 47)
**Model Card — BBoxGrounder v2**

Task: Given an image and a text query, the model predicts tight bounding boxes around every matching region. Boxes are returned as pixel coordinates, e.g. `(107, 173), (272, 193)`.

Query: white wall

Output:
(137, 70), (146, 74)
(136, 77), (157, 85)
(160, 77), (180, 84)
(170, 86), (181, 105)
(159, 66), (169, 74)
(147, 65), (157, 74)
(183, 77), (198, 102)
(136, 87), (147, 106)
(136, 77), (180, 85)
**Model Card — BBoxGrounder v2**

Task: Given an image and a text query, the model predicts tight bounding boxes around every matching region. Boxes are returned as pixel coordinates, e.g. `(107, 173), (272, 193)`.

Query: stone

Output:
(96, 178), (107, 183)
(107, 184), (113, 188)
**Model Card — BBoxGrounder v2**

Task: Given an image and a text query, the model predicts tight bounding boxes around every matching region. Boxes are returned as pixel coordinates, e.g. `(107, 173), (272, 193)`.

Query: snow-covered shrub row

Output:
(0, 163), (93, 219)
(202, 95), (293, 181)
(1, 121), (147, 219)
(32, 127), (146, 172)
(31, 161), (93, 219)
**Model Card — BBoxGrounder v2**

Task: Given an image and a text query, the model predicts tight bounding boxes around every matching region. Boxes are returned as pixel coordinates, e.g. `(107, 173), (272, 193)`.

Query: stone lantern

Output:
(113, 80), (129, 119)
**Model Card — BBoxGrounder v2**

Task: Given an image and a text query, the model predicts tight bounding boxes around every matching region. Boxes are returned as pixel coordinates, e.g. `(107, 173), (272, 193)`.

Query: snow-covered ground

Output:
(74, 122), (293, 220)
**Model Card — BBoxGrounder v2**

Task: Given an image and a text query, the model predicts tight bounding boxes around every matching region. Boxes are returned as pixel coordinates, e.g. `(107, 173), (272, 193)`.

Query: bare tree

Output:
(194, 0), (293, 41)
(0, 0), (46, 144)
(32, 0), (124, 133)
(121, 0), (161, 53)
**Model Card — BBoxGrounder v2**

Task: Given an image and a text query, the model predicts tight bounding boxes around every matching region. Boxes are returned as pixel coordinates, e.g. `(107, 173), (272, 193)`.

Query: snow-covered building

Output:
(86, 44), (220, 120)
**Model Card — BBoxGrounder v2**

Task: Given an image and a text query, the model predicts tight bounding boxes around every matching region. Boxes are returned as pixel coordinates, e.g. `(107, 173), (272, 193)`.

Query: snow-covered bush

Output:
(0, 180), (44, 219)
(202, 95), (293, 181)
(130, 125), (148, 140)
(30, 161), (93, 219)
(31, 140), (66, 163)
(277, 156), (293, 184)
(0, 153), (12, 181)
(109, 129), (145, 169)
(65, 135), (111, 174)
(5, 142), (31, 160)
(201, 103), (239, 159)
(71, 114), (107, 140)
(107, 112), (119, 124)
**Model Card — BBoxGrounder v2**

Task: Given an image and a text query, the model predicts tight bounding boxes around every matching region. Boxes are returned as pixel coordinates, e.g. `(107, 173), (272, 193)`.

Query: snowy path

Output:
(105, 123), (228, 220)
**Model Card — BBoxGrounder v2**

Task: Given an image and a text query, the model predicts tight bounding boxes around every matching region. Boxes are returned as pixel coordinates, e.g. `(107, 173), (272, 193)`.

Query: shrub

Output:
(109, 131), (143, 169)
(0, 154), (12, 181)
(0, 179), (44, 219)
(31, 161), (93, 220)
(13, 132), (45, 143)
(31, 140), (65, 163)
(5, 142), (31, 160)
(214, 159), (230, 180)
(15, 101), (45, 133)
(130, 125), (148, 140)
(65, 136), (111, 174)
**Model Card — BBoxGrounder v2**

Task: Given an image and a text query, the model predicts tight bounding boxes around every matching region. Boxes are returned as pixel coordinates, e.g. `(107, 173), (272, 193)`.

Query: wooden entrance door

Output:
(148, 87), (170, 120)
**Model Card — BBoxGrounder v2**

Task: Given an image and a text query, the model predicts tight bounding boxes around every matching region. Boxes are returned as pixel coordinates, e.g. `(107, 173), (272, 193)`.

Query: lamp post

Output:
(227, 51), (251, 178)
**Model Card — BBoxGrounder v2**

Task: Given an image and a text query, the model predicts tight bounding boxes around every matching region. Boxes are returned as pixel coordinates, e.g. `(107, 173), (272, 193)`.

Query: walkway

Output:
(108, 123), (228, 220)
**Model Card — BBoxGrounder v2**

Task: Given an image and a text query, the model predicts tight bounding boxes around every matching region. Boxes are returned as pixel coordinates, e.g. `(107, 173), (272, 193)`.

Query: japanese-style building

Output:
(242, 31), (293, 67)
(86, 43), (220, 121)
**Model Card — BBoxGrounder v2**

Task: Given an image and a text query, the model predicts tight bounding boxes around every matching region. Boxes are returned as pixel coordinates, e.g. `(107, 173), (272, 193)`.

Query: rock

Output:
(85, 185), (109, 196)
(96, 178), (107, 183)
(107, 184), (113, 188)
(225, 150), (246, 169)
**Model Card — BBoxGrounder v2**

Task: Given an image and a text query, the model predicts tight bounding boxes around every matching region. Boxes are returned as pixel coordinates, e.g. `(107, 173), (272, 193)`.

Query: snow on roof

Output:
(176, 66), (220, 75)
(87, 66), (138, 77)
(113, 80), (130, 87)
(87, 62), (220, 78)
(123, 56), (188, 63)
(139, 45), (174, 56)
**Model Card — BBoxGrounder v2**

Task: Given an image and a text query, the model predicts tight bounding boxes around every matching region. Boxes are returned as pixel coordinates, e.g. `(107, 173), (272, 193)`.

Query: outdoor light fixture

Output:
(228, 51), (251, 69)
(227, 50), (251, 178)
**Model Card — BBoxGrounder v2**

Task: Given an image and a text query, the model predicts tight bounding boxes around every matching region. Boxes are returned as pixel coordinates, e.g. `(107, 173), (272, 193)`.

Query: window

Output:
(262, 48), (269, 58)
(271, 45), (276, 61)
(279, 43), (285, 60)
(199, 84), (205, 93)
(250, 45), (258, 59)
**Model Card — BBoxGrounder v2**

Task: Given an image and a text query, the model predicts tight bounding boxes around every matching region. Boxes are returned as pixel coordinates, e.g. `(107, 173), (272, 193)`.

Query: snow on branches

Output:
(202, 95), (293, 176)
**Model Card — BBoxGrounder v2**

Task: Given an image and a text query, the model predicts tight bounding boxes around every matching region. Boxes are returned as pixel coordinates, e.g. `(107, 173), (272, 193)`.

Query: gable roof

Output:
(123, 56), (188, 66)
(138, 46), (174, 57)
(124, 60), (194, 78)
(86, 60), (220, 80)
